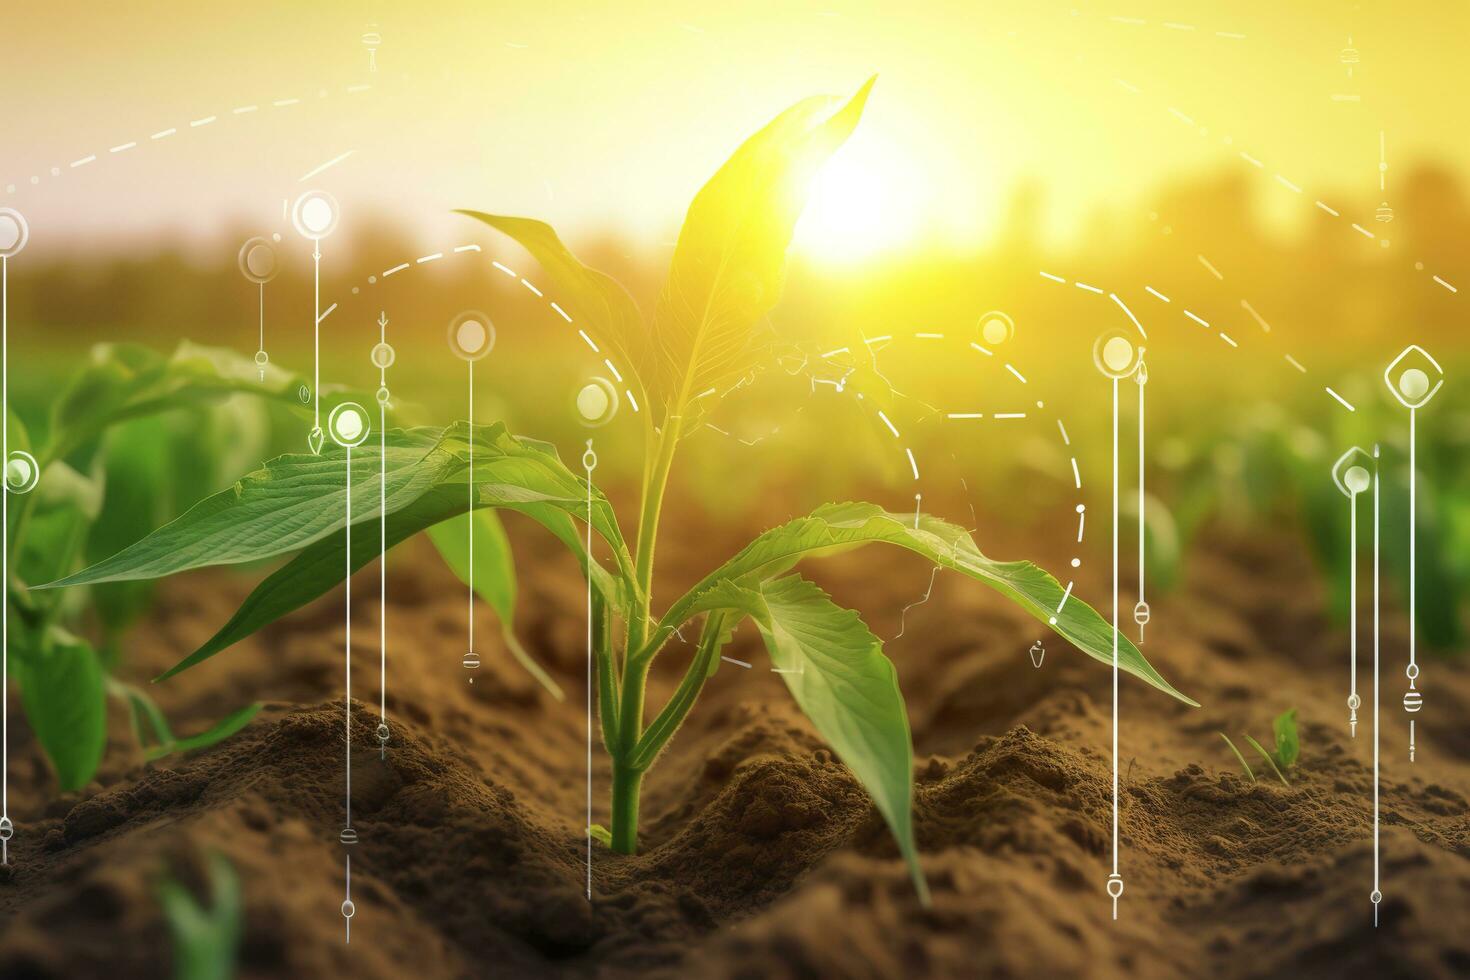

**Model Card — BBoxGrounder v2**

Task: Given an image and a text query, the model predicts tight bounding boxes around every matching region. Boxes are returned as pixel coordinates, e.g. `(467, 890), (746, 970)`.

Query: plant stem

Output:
(609, 760), (643, 854)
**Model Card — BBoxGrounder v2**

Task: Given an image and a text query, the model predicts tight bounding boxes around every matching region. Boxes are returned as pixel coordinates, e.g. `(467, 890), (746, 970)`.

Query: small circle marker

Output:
(448, 311), (495, 361)
(370, 341), (396, 370)
(0, 208), (29, 257)
(574, 377), (620, 427)
(375, 386), (391, 406)
(1133, 600), (1151, 626)
(238, 236), (279, 284)
(1398, 367), (1429, 401)
(254, 350), (269, 368)
(327, 402), (370, 448)
(5, 450), (40, 494)
(1344, 465), (1371, 495)
(978, 310), (1015, 346)
(291, 190), (340, 240)
(1094, 331), (1141, 379)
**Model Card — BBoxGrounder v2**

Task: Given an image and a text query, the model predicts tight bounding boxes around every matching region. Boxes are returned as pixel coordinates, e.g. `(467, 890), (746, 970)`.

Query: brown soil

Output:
(0, 510), (1467, 979)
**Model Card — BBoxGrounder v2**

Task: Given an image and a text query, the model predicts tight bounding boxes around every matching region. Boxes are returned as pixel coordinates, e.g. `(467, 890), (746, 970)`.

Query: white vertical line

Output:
(585, 443), (594, 901)
(1111, 377), (1121, 913)
(1137, 370), (1146, 642)
(1409, 409), (1418, 688)
(313, 250), (321, 433)
(1372, 446), (1381, 924)
(2, 255), (8, 845)
(380, 317), (388, 728)
(468, 361), (474, 657)
(345, 446), (352, 831)
(1349, 492), (1358, 735)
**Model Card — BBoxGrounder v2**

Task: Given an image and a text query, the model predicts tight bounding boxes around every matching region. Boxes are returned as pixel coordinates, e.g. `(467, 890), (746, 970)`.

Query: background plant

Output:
(50, 80), (1196, 901)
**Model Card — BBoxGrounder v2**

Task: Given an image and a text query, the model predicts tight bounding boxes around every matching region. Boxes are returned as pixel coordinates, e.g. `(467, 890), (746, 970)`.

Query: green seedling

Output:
(48, 79), (1195, 903)
(1219, 708), (1299, 786)
(7, 342), (356, 789)
(157, 852), (243, 980)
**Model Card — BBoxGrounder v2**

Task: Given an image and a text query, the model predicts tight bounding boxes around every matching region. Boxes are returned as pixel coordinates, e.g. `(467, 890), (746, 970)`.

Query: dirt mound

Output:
(1, 525), (1467, 978)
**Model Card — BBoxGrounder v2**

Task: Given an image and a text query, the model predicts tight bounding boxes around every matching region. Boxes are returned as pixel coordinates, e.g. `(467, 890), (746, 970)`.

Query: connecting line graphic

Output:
(343, 854), (355, 944)
(1332, 447), (1374, 738)
(374, 314), (393, 758)
(1372, 445), (1382, 927)
(1135, 356), (1150, 641)
(291, 190), (339, 454)
(1107, 373), (1124, 921)
(583, 440), (598, 901)
(467, 358), (476, 679)
(0, 208), (34, 866)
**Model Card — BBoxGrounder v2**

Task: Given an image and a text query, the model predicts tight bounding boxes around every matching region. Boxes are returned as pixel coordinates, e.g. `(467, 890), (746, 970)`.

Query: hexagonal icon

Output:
(1330, 445), (1375, 499)
(1092, 330), (1143, 380)
(1383, 344), (1444, 410)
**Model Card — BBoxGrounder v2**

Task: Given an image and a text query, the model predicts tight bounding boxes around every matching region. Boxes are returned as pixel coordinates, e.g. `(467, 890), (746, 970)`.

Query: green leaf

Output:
(1242, 733), (1289, 787)
(16, 461), (103, 616)
(47, 341), (324, 463)
(41, 421), (634, 592)
(588, 824), (613, 847)
(1218, 732), (1255, 783)
(157, 852), (242, 980)
(148, 703), (260, 761)
(1272, 708), (1299, 769)
(722, 575), (927, 903)
(427, 509), (565, 700)
(659, 501), (1196, 706)
(653, 77), (874, 420)
(456, 212), (651, 405)
(88, 416), (173, 635)
(15, 628), (107, 791)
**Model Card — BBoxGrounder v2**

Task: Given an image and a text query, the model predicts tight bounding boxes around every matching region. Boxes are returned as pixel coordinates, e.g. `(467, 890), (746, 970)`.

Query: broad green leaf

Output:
(660, 501), (1196, 706)
(88, 416), (172, 634)
(1272, 708), (1299, 768)
(727, 574), (927, 903)
(427, 509), (565, 700)
(17, 461), (103, 621)
(654, 78), (873, 419)
(158, 852), (242, 980)
(456, 212), (651, 404)
(41, 421), (635, 592)
(15, 628), (106, 791)
(154, 487), (627, 683)
(47, 341), (328, 463)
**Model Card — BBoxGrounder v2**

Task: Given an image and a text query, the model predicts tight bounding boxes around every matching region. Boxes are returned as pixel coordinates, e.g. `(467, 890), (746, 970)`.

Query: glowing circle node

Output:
(238, 236), (279, 284)
(1398, 367), (1429, 401)
(978, 310), (1015, 346)
(375, 386), (391, 405)
(448, 310), (496, 361)
(370, 341), (396, 370)
(5, 450), (40, 494)
(254, 350), (269, 368)
(0, 208), (29, 258)
(575, 377), (620, 427)
(1344, 466), (1370, 495)
(291, 190), (340, 240)
(1094, 331), (1141, 379)
(328, 402), (370, 448)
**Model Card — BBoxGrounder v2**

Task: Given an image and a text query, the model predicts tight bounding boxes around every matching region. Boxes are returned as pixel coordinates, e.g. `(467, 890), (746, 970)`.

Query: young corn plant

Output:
(1219, 708), (1300, 786)
(46, 80), (1195, 898)
(8, 342), (347, 790)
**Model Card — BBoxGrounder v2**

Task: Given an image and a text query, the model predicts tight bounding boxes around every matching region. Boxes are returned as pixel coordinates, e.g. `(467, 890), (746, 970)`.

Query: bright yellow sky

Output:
(5, 1), (1467, 257)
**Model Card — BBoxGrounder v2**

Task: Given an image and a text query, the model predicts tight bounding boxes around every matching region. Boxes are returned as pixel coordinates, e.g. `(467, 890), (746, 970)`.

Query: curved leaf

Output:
(456, 212), (651, 406)
(659, 501), (1196, 706)
(16, 628), (106, 791)
(655, 77), (874, 419)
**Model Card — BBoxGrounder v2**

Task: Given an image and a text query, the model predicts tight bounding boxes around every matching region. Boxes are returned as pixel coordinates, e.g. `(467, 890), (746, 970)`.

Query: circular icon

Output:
(370, 341), (396, 370)
(298, 384), (312, 404)
(5, 450), (40, 494)
(1398, 367), (1429, 402)
(574, 377), (620, 427)
(1106, 874), (1124, 899)
(1093, 331), (1141, 379)
(327, 402), (370, 448)
(1347, 693), (1361, 710)
(1344, 465), (1371, 495)
(463, 651), (481, 669)
(339, 827), (358, 845)
(375, 723), (389, 743)
(291, 190), (340, 240)
(0, 208), (29, 258)
(1403, 690), (1423, 713)
(1133, 601), (1151, 626)
(341, 900), (356, 918)
(375, 385), (391, 406)
(1370, 889), (1381, 905)
(254, 350), (269, 368)
(0, 816), (12, 841)
(1406, 662), (1420, 681)
(977, 310), (1014, 346)
(238, 236), (279, 284)
(448, 311), (496, 361)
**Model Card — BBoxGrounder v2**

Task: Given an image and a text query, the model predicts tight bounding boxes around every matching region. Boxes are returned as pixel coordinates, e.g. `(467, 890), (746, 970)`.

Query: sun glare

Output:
(794, 134), (924, 264)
